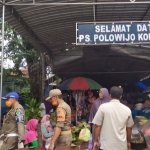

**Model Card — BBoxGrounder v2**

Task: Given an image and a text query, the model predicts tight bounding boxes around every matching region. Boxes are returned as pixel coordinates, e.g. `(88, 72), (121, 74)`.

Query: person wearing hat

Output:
(46, 89), (72, 150)
(0, 92), (25, 150)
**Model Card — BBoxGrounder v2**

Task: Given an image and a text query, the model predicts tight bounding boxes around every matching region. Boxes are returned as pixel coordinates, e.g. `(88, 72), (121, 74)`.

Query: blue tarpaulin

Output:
(135, 81), (148, 90)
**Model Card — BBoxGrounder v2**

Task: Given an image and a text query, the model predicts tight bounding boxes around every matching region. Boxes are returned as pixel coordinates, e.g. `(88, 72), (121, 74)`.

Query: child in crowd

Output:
(41, 114), (54, 150)
(24, 119), (39, 148)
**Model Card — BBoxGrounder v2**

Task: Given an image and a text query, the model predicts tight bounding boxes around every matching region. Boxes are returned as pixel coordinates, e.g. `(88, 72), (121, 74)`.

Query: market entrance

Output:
(1, 0), (150, 116)
(1, 1), (150, 92)
(1, 1), (150, 150)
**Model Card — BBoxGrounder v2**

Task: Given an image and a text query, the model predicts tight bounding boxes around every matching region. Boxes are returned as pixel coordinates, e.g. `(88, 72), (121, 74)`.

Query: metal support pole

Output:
(76, 23), (78, 45)
(93, 2), (96, 22)
(5, 1), (150, 6)
(41, 52), (45, 102)
(0, 0), (5, 128)
(5, 0), (20, 4)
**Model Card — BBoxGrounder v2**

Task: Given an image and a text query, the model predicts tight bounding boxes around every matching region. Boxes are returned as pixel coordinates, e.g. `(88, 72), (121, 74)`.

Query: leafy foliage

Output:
(3, 68), (30, 92)
(22, 90), (43, 121)
(3, 22), (40, 70)
(4, 83), (13, 92)
(1, 21), (41, 98)
(25, 98), (43, 121)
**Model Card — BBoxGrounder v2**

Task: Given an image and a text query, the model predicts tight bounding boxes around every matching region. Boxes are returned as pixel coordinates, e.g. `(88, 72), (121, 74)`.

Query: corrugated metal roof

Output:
(1, 0), (150, 85)
(3, 0), (150, 52)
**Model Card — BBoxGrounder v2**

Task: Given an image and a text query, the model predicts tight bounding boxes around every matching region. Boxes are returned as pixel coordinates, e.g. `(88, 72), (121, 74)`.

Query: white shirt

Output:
(92, 99), (134, 150)
(40, 103), (46, 117)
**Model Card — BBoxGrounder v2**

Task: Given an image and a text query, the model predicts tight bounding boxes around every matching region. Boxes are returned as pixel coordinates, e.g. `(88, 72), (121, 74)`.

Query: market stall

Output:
(57, 77), (102, 123)
(131, 116), (150, 149)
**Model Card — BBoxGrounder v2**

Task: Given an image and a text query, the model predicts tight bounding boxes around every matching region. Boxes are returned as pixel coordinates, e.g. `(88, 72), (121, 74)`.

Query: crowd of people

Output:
(24, 115), (54, 149)
(0, 86), (136, 150)
(0, 89), (72, 150)
(91, 87), (134, 150)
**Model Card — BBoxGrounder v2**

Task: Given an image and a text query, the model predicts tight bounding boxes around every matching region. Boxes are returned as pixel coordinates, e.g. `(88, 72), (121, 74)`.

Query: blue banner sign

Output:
(76, 22), (150, 45)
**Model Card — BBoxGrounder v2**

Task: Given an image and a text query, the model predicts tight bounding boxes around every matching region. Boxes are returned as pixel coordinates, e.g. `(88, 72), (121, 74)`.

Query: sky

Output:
(0, 40), (14, 69)
(3, 58), (14, 69)
(0, 51), (14, 69)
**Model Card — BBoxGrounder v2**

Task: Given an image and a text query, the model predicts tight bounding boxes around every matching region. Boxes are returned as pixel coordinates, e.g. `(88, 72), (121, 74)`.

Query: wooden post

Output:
(39, 53), (45, 102)
(37, 123), (43, 147)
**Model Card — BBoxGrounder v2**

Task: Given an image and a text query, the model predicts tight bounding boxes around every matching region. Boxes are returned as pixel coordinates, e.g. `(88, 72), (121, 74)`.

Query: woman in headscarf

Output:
(88, 88), (110, 145)
(24, 119), (39, 148)
(89, 88), (110, 123)
(41, 114), (54, 140)
(41, 115), (54, 150)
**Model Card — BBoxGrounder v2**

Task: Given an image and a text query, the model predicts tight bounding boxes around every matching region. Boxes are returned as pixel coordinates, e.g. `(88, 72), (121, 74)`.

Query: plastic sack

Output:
(78, 123), (90, 142)
(140, 120), (150, 148)
(45, 138), (51, 150)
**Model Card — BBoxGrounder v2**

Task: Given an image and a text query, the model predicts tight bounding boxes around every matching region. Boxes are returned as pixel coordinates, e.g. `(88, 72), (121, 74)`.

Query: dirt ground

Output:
(0, 137), (149, 150)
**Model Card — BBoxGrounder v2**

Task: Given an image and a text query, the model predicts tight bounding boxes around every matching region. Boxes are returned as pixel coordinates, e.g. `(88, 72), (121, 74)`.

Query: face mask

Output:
(5, 100), (13, 107)
(52, 100), (58, 106)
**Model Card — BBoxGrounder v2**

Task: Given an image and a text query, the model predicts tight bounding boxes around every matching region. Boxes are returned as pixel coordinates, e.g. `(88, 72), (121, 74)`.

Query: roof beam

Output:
(5, 0), (21, 4)
(140, 5), (150, 21)
(4, 1), (150, 6)
(93, 1), (96, 22)
(57, 71), (150, 74)
(95, 0), (98, 21)
(5, 5), (53, 58)
(92, 0), (98, 22)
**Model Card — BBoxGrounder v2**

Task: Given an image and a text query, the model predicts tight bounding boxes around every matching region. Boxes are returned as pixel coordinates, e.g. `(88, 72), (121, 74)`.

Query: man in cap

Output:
(93, 86), (134, 150)
(46, 89), (72, 150)
(0, 92), (25, 150)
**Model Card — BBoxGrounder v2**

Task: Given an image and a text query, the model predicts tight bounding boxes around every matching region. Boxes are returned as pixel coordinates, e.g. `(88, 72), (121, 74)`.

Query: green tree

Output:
(1, 21), (45, 101)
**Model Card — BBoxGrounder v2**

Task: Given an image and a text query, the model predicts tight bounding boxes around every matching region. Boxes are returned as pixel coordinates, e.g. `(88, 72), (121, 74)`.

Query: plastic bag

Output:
(78, 123), (90, 142)
(45, 138), (51, 150)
